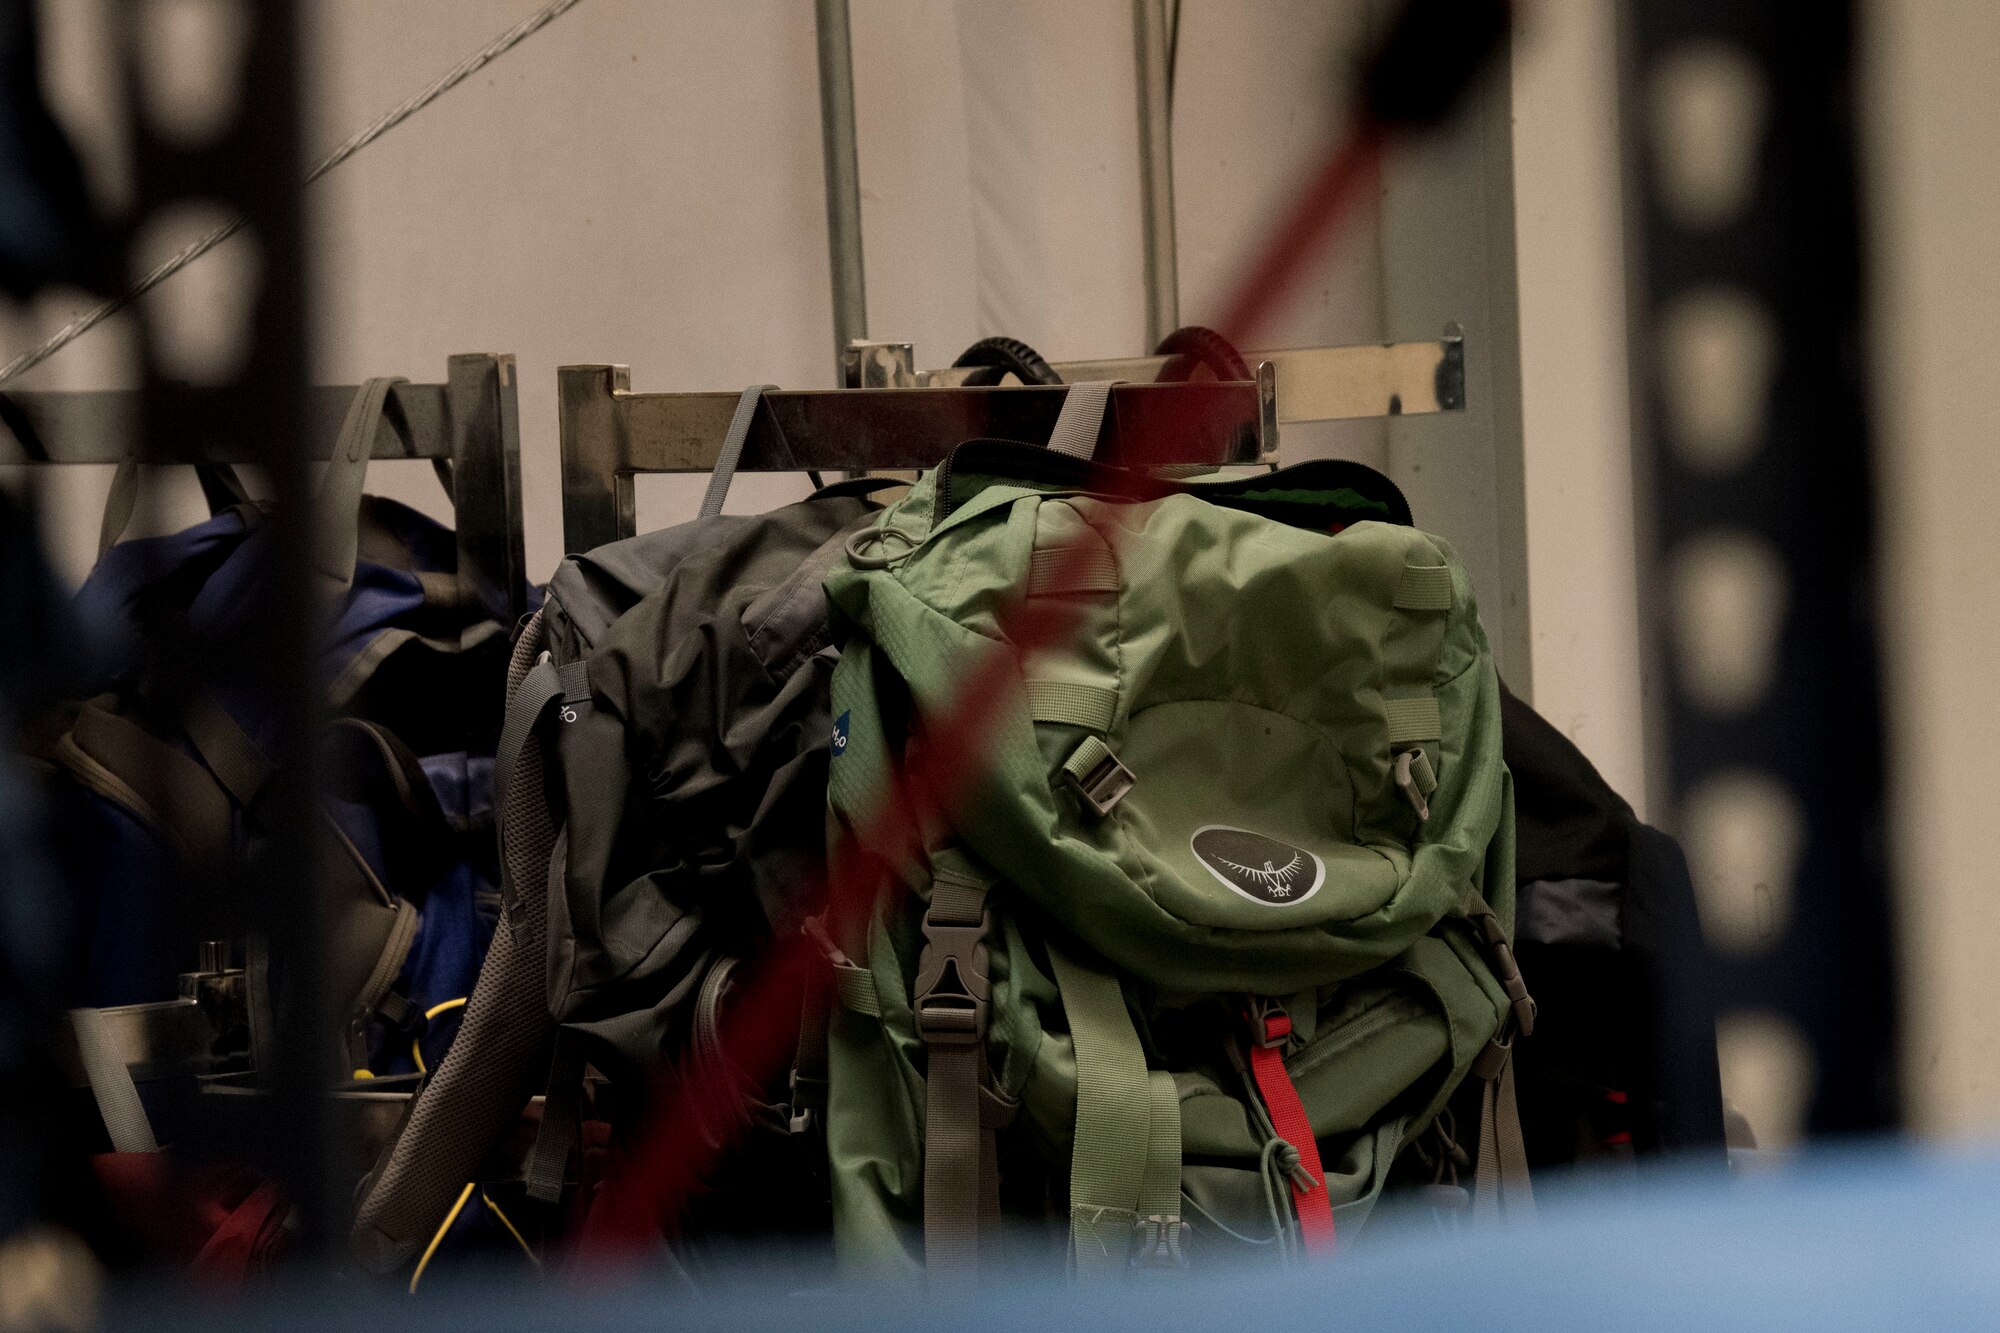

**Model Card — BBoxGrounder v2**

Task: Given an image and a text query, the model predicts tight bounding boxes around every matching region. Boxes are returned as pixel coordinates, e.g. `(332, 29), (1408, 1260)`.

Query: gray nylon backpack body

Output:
(351, 465), (892, 1272)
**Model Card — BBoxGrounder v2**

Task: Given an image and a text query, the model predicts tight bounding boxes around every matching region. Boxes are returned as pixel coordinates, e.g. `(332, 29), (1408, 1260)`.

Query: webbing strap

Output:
(494, 658), (589, 825)
(790, 962), (832, 1135)
(926, 1042), (985, 1274)
(1137, 1070), (1182, 1220)
(1393, 563), (1454, 611)
(69, 1008), (158, 1153)
(60, 700), (232, 862)
(1245, 1009), (1336, 1255)
(978, 1086), (1016, 1235)
(1061, 735), (1113, 786)
(697, 385), (778, 519)
(1130, 1071), (1185, 1269)
(1047, 381), (1114, 459)
(1473, 1042), (1537, 1223)
(98, 460), (142, 559)
(918, 874), (992, 1277)
(183, 699), (271, 811)
(98, 461), (251, 557)
(1025, 680), (1117, 733)
(524, 1032), (583, 1204)
(341, 895), (419, 1070)
(245, 938), (277, 1083)
(1384, 695), (1442, 745)
(1048, 942), (1151, 1275)
(1468, 894), (1539, 1036)
(832, 962), (881, 1016)
(1028, 546), (1119, 596)
(318, 376), (405, 596)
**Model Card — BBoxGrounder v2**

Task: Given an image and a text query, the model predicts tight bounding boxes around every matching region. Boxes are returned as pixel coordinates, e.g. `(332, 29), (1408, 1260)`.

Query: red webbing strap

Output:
(1247, 1009), (1337, 1254)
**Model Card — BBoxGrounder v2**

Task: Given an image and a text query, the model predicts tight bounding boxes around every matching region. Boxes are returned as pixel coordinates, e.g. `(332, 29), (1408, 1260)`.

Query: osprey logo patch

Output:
(1191, 826), (1325, 908)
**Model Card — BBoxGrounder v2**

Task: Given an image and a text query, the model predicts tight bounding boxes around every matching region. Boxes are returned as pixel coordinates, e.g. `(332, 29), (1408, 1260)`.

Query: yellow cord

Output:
(408, 1181), (475, 1294)
(410, 996), (468, 1075)
(481, 1190), (540, 1267)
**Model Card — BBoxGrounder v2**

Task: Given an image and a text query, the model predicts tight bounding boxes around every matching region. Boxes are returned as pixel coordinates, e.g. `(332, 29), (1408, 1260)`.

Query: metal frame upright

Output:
(1619, 1), (1899, 1132)
(115, 0), (336, 1246)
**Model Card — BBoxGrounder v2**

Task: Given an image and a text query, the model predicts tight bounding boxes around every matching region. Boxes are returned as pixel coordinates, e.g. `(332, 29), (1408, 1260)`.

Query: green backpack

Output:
(818, 437), (1536, 1277)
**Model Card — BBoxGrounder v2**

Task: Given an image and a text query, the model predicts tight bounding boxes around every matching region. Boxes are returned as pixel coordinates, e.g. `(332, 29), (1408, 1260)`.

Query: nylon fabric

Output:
(1407, 748), (1438, 797)
(834, 963), (880, 1016)
(1028, 545), (1119, 596)
(1393, 563), (1454, 610)
(494, 659), (562, 821)
(924, 1043), (985, 1275)
(1061, 734), (1114, 786)
(1246, 1022), (1336, 1254)
(1384, 696), (1442, 745)
(919, 873), (991, 1275)
(98, 461), (251, 557)
(1024, 680), (1118, 733)
(1049, 942), (1151, 1276)
(57, 699), (233, 861)
(1138, 1070), (1183, 1223)
(69, 1007), (158, 1153)
(697, 385), (777, 519)
(1473, 1048), (1536, 1223)
(821, 448), (1521, 1272)
(317, 377), (404, 596)
(1045, 381), (1114, 459)
(181, 699), (270, 810)
(525, 1034), (583, 1204)
(365, 486), (884, 1274)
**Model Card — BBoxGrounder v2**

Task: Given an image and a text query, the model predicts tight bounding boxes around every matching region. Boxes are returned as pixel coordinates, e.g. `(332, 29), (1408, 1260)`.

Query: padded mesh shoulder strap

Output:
(348, 614), (563, 1273)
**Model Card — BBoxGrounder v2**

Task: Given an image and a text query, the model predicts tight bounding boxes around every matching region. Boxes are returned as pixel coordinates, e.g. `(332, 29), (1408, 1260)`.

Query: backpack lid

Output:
(545, 476), (900, 654)
(540, 490), (888, 1076)
(933, 437), (1412, 529)
(827, 462), (1510, 994)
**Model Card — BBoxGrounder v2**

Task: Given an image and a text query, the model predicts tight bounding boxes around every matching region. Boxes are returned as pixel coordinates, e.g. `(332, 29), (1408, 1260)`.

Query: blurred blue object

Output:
(104, 1143), (2000, 1330)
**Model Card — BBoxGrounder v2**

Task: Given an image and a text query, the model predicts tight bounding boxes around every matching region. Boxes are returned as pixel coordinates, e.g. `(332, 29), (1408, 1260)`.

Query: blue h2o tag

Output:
(831, 710), (850, 757)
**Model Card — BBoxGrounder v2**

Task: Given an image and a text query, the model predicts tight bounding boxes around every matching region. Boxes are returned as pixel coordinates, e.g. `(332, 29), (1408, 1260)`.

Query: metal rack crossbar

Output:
(0, 352), (529, 627)
(557, 363), (1277, 553)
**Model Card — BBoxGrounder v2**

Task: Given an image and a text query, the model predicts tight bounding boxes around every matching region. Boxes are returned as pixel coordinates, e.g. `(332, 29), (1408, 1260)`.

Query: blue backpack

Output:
(44, 379), (522, 1087)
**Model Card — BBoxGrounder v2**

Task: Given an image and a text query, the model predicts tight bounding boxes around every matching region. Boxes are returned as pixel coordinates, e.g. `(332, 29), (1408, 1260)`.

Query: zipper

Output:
(1282, 991), (1430, 1084)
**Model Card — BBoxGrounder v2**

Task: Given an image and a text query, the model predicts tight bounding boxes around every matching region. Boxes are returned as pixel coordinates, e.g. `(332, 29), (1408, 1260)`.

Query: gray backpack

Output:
(351, 426), (891, 1271)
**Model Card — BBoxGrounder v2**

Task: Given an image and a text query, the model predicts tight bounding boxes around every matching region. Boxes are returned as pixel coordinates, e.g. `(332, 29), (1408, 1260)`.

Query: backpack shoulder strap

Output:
(914, 860), (995, 1276)
(68, 1006), (160, 1154)
(51, 697), (234, 863)
(1045, 935), (1170, 1276)
(318, 376), (407, 598)
(349, 612), (562, 1272)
